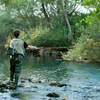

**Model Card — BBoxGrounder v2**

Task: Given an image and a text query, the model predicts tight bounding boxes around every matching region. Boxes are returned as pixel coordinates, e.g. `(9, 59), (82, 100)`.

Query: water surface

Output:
(0, 50), (100, 100)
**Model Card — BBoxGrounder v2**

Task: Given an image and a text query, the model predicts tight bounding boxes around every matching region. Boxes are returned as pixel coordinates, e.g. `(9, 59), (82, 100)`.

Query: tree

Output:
(0, 0), (14, 6)
(0, 0), (89, 47)
(62, 0), (100, 62)
(38, 0), (84, 42)
(81, 0), (100, 23)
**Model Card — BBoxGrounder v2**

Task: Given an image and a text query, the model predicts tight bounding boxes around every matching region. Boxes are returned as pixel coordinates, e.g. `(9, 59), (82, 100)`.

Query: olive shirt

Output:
(10, 38), (28, 56)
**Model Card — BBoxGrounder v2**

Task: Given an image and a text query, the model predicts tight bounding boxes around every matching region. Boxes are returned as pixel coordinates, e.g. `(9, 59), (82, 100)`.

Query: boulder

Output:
(57, 83), (67, 87)
(50, 81), (58, 86)
(46, 92), (60, 97)
(50, 81), (71, 87)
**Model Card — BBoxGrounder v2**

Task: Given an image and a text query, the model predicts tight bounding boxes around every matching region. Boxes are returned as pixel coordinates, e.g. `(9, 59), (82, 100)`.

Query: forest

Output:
(0, 0), (100, 62)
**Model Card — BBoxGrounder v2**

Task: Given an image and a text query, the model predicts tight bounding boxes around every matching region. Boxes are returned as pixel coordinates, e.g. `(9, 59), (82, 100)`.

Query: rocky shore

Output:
(0, 75), (71, 99)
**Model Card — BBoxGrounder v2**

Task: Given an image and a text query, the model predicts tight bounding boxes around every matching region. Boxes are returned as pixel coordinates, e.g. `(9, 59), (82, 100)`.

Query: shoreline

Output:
(63, 58), (100, 63)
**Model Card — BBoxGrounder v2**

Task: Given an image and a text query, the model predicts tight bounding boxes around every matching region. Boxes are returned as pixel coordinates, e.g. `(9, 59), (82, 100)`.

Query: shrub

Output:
(5, 25), (70, 48)
(20, 26), (68, 47)
(62, 18), (100, 62)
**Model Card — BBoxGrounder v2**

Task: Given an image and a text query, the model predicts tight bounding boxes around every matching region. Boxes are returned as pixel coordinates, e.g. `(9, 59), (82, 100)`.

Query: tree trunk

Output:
(41, 3), (50, 23)
(62, 0), (74, 42)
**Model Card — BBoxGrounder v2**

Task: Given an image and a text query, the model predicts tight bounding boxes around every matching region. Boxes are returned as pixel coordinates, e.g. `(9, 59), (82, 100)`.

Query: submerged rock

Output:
(57, 83), (71, 87)
(0, 81), (17, 90)
(24, 85), (31, 88)
(57, 83), (67, 87)
(31, 86), (38, 88)
(50, 81), (58, 86)
(0, 83), (7, 88)
(21, 80), (25, 83)
(18, 84), (25, 87)
(46, 92), (60, 97)
(38, 80), (41, 83)
(28, 78), (33, 82)
(50, 81), (71, 87)
(0, 87), (9, 92)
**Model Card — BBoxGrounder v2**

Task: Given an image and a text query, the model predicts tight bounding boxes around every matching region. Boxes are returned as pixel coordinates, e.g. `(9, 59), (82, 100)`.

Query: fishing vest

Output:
(10, 38), (25, 56)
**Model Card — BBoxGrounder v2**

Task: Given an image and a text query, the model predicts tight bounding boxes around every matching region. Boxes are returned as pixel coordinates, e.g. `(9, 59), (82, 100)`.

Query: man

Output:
(9, 29), (37, 88)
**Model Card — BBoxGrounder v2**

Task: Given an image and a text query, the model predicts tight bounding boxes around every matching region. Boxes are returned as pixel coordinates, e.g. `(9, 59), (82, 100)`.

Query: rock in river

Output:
(46, 92), (60, 97)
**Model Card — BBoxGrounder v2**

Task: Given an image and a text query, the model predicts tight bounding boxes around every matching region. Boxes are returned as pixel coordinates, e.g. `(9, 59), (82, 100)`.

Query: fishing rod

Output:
(37, 46), (74, 49)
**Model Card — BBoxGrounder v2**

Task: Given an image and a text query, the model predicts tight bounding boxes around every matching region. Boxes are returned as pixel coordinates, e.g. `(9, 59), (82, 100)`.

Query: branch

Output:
(42, 3), (50, 23)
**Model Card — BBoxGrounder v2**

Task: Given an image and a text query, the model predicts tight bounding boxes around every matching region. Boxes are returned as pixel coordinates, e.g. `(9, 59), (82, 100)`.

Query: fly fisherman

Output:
(9, 29), (37, 88)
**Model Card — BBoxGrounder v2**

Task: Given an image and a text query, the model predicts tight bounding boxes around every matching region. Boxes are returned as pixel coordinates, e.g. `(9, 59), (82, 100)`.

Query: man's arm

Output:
(27, 45), (37, 50)
(24, 42), (37, 50)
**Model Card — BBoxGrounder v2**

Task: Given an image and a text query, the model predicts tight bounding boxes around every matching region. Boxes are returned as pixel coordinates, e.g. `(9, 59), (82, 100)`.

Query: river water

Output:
(0, 50), (100, 100)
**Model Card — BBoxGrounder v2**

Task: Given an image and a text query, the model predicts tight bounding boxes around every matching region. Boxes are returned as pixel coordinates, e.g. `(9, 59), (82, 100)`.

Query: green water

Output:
(0, 50), (100, 100)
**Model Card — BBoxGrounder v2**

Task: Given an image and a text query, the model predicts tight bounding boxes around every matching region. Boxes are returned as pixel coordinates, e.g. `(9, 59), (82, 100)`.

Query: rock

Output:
(38, 80), (41, 83)
(28, 78), (33, 82)
(50, 81), (71, 87)
(57, 83), (67, 87)
(0, 87), (8, 92)
(0, 81), (16, 89)
(0, 83), (7, 88)
(31, 86), (38, 88)
(21, 80), (25, 83)
(18, 84), (25, 87)
(46, 92), (60, 97)
(9, 83), (16, 89)
(50, 81), (58, 86)
(24, 85), (31, 88)
(2, 78), (10, 84)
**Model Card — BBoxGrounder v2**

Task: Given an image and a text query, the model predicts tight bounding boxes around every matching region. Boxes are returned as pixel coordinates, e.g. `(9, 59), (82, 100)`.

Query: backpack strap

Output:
(13, 39), (20, 49)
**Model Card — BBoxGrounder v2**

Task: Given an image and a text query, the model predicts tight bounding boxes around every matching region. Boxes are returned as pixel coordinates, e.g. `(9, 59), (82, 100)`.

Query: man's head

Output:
(13, 29), (20, 38)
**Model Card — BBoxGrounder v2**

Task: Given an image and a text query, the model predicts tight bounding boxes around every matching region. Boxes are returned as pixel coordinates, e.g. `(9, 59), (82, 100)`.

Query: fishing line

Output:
(37, 61), (67, 82)
(32, 49), (67, 80)
(30, 62), (68, 83)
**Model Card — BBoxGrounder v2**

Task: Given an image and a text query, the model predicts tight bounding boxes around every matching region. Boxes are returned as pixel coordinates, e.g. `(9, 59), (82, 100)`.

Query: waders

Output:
(10, 53), (23, 88)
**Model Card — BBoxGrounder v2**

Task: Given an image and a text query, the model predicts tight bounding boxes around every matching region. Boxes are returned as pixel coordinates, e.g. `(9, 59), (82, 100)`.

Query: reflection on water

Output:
(0, 50), (100, 100)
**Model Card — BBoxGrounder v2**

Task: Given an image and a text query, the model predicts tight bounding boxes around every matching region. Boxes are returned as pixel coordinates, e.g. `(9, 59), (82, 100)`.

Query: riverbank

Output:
(1, 45), (99, 63)
(26, 47), (68, 57)
(62, 57), (100, 63)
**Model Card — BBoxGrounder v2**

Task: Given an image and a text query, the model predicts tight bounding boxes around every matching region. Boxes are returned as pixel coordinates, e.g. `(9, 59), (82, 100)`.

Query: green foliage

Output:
(4, 36), (12, 49)
(0, 13), (15, 41)
(1, 0), (98, 48)
(81, 0), (100, 19)
(63, 18), (100, 62)
(19, 26), (68, 47)
(0, 0), (41, 41)
(70, 13), (88, 40)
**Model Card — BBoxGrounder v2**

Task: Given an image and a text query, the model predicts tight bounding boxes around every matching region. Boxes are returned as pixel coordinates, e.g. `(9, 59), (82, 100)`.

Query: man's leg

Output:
(10, 72), (14, 82)
(14, 55), (23, 87)
(10, 55), (16, 82)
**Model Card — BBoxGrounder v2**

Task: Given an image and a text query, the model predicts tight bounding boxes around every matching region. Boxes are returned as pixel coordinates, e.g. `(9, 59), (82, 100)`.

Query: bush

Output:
(5, 25), (70, 48)
(20, 26), (68, 47)
(62, 18), (100, 62)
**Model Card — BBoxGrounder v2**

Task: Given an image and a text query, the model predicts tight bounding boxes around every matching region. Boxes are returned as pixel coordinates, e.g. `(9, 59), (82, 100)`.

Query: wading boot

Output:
(14, 73), (20, 89)
(10, 72), (14, 82)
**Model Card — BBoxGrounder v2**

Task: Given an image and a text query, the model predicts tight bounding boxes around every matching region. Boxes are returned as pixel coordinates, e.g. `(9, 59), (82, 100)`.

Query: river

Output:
(0, 50), (100, 100)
